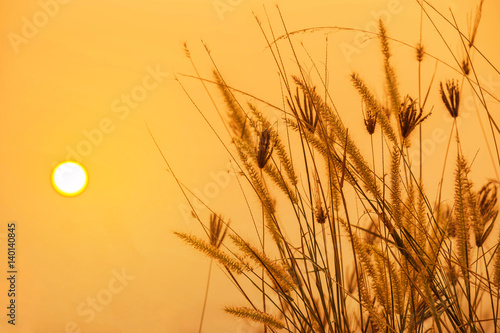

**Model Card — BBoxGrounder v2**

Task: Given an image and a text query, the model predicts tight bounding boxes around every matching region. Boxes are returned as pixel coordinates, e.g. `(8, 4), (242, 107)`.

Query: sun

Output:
(51, 161), (88, 197)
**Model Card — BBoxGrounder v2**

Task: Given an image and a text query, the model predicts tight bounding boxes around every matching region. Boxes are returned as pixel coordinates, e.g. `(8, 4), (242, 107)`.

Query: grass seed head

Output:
(398, 95), (431, 140)
(287, 86), (319, 133)
(315, 203), (327, 224)
(478, 181), (498, 221)
(257, 128), (273, 169)
(362, 102), (377, 135)
(209, 213), (229, 249)
(462, 59), (470, 76)
(475, 181), (499, 246)
(439, 79), (460, 118)
(416, 43), (425, 62)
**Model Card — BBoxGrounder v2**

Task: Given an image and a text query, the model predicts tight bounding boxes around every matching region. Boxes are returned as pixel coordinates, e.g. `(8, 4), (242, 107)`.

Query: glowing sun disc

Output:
(51, 161), (88, 196)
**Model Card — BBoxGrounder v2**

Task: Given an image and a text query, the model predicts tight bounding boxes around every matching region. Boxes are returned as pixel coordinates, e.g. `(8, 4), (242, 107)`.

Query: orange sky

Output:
(1, 0), (499, 332)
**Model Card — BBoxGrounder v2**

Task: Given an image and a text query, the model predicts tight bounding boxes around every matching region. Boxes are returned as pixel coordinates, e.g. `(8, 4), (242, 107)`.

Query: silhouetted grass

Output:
(165, 2), (500, 332)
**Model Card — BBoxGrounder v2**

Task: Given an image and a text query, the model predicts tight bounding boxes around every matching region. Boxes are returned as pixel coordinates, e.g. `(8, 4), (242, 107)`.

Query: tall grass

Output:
(165, 1), (500, 332)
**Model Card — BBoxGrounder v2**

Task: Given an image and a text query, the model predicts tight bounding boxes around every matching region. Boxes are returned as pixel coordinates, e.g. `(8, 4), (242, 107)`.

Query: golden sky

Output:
(1, 0), (499, 332)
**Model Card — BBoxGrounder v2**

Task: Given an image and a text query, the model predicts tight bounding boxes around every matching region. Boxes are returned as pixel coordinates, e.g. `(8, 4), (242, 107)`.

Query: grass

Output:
(156, 1), (500, 332)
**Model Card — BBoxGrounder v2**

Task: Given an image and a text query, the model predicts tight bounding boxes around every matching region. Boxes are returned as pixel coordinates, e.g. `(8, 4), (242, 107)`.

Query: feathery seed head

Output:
(362, 102), (377, 135)
(379, 19), (390, 59)
(462, 59), (470, 76)
(174, 232), (245, 274)
(437, 204), (454, 238)
(478, 181), (498, 222)
(439, 79), (460, 118)
(214, 70), (252, 143)
(183, 42), (191, 59)
(315, 203), (327, 224)
(287, 86), (319, 133)
(313, 178), (327, 224)
(230, 234), (296, 292)
(468, 0), (484, 48)
(398, 95), (431, 140)
(209, 213), (229, 249)
(257, 128), (273, 169)
(475, 181), (499, 246)
(416, 43), (425, 62)
(446, 260), (459, 286)
(225, 307), (285, 330)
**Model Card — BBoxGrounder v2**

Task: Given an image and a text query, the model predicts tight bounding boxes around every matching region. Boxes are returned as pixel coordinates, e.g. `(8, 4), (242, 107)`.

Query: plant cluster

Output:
(171, 2), (500, 332)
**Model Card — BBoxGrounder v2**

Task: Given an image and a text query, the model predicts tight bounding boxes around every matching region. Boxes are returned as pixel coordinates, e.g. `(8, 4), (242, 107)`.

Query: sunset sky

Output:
(1, 0), (500, 332)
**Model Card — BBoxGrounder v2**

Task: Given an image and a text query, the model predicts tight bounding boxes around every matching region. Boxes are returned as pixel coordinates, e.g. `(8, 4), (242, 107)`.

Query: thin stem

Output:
(418, 0), (424, 183)
(198, 260), (213, 333)
(481, 246), (498, 333)
(260, 168), (267, 333)
(436, 119), (456, 215)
